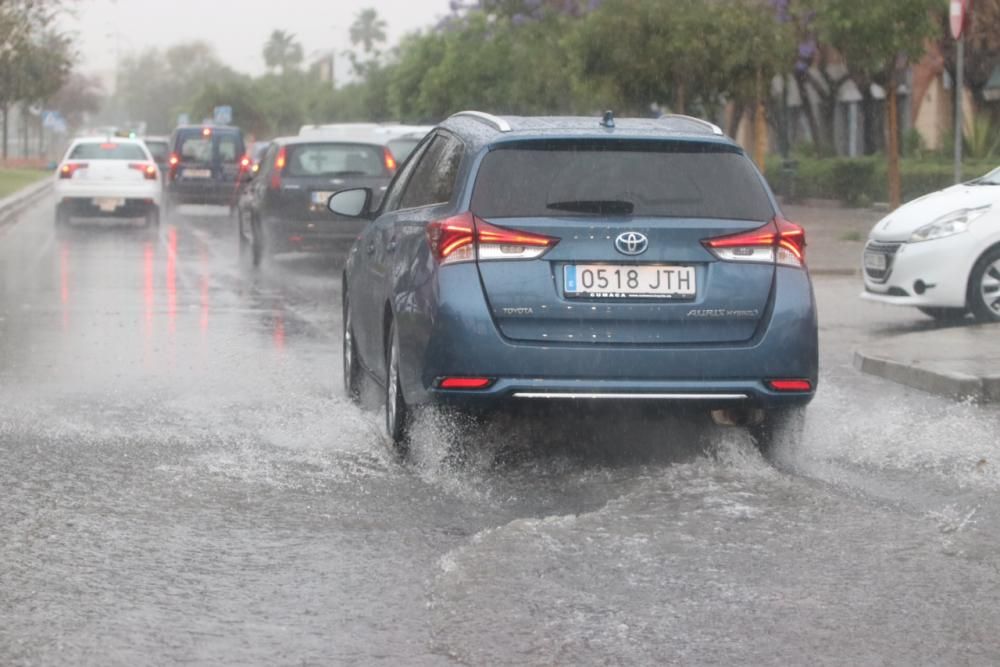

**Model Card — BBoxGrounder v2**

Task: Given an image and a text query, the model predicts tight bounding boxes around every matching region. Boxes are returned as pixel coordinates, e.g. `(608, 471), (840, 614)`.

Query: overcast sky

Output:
(63, 0), (452, 80)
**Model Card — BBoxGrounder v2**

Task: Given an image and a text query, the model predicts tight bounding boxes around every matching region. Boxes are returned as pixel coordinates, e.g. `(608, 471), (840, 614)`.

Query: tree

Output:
(349, 8), (387, 54)
(262, 30), (304, 74)
(807, 0), (940, 208)
(0, 1), (72, 157)
(50, 72), (104, 129)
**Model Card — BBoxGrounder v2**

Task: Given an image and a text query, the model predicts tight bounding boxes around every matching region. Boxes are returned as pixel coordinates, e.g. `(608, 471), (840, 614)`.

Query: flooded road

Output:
(2, 197), (999, 665)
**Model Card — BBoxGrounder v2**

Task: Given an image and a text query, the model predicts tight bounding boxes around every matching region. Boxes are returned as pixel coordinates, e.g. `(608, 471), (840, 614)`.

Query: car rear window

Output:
(285, 143), (386, 178)
(143, 141), (168, 161)
(388, 137), (421, 163)
(178, 136), (212, 161)
(471, 140), (774, 221)
(69, 142), (148, 160)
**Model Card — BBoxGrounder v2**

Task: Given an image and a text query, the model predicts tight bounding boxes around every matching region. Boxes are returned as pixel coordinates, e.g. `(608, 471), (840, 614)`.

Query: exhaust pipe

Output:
(711, 407), (765, 427)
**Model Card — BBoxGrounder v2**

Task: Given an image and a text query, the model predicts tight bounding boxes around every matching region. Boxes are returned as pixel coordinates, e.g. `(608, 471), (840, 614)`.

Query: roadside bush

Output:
(767, 155), (998, 206)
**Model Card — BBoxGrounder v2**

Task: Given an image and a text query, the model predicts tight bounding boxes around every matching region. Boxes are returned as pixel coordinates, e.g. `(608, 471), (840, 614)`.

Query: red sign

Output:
(950, 0), (968, 39)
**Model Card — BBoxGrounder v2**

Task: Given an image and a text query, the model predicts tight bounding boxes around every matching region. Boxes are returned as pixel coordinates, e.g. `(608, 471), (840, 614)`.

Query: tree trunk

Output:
(2, 104), (7, 161)
(675, 80), (686, 116)
(753, 68), (768, 173)
(886, 79), (902, 210)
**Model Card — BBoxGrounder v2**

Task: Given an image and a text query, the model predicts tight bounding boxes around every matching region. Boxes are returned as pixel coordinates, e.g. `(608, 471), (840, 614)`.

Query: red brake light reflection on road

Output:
(439, 377), (494, 389)
(767, 379), (813, 392)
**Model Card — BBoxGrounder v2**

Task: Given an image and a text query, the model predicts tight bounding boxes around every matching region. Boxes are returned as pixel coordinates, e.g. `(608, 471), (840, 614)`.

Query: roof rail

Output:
(660, 114), (724, 136)
(450, 110), (512, 133)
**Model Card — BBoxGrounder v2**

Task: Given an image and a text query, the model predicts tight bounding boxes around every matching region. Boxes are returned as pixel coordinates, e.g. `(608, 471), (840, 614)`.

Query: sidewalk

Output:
(782, 202), (881, 275)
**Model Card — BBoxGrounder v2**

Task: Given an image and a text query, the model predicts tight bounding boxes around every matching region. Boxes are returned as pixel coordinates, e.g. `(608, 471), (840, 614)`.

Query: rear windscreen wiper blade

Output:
(546, 199), (635, 215)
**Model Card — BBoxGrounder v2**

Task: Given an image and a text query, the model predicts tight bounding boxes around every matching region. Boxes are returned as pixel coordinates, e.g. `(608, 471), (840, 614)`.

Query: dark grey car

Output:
(237, 134), (400, 265)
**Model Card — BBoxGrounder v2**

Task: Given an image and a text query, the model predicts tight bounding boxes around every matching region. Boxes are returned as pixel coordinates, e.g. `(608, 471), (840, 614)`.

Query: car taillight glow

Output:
(426, 212), (559, 266)
(129, 162), (158, 180)
(202, 127), (212, 137)
(438, 377), (494, 389)
(168, 153), (179, 166)
(59, 162), (88, 178)
(383, 147), (397, 173)
(703, 217), (806, 268)
(270, 146), (287, 190)
(240, 155), (251, 169)
(767, 379), (813, 392)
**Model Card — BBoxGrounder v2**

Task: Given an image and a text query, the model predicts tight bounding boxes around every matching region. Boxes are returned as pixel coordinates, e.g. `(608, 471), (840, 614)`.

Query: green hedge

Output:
(765, 156), (998, 206)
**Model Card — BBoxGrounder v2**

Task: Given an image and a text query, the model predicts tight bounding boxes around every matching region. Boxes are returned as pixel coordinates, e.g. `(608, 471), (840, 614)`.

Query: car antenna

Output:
(600, 110), (615, 129)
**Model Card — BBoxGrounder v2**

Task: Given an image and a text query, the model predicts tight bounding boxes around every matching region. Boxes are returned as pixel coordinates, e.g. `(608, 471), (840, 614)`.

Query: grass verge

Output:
(0, 168), (50, 199)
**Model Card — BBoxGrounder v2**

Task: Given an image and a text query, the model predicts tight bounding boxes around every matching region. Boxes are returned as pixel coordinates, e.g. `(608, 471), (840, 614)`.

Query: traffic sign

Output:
(950, 0), (968, 39)
(213, 105), (233, 125)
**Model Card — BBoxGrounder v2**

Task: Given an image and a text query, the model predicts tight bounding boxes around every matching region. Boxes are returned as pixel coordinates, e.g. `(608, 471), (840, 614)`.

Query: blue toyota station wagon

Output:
(330, 111), (818, 453)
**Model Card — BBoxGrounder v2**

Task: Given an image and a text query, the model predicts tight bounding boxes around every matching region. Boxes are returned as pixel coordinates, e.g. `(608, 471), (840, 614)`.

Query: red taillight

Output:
(168, 153), (179, 166)
(59, 162), (88, 178)
(767, 379), (813, 392)
(168, 153), (180, 180)
(703, 217), (806, 267)
(383, 147), (397, 173)
(270, 146), (287, 190)
(438, 377), (494, 389)
(202, 127), (212, 137)
(240, 155), (251, 169)
(426, 212), (559, 266)
(129, 162), (158, 180)
(99, 142), (117, 150)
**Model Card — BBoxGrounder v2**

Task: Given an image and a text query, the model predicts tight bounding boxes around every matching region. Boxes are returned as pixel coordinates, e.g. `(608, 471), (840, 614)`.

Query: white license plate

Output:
(564, 264), (696, 298)
(864, 253), (888, 270)
(93, 197), (124, 212)
(311, 191), (336, 206)
(183, 168), (211, 178)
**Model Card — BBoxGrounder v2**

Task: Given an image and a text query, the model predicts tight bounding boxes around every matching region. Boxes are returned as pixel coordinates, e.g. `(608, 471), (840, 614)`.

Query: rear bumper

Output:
(57, 197), (157, 219)
(396, 265), (819, 409)
(263, 217), (364, 253)
(428, 378), (813, 409)
(168, 180), (237, 206)
(54, 181), (161, 207)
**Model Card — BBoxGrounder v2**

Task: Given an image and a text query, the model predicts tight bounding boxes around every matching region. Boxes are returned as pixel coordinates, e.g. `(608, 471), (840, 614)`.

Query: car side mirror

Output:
(328, 188), (373, 219)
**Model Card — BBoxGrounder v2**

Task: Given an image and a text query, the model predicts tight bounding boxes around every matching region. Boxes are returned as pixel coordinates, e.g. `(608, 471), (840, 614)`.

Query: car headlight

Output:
(910, 206), (991, 243)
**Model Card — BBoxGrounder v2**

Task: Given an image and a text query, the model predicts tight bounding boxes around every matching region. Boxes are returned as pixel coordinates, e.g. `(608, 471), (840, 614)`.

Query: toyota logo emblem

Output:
(615, 232), (648, 256)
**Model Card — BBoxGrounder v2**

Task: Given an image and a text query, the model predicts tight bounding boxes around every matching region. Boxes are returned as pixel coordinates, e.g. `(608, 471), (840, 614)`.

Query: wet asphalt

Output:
(1, 197), (999, 666)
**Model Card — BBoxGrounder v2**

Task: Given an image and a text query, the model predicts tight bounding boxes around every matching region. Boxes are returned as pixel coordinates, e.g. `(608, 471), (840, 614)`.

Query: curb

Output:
(853, 349), (1000, 403)
(0, 177), (53, 227)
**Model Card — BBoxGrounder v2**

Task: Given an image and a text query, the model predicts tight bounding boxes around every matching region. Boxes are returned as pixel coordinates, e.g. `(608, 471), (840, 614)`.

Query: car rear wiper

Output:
(546, 199), (635, 215)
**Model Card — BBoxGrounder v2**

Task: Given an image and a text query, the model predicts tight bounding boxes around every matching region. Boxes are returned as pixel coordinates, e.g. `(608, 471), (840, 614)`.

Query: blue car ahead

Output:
(330, 111), (818, 452)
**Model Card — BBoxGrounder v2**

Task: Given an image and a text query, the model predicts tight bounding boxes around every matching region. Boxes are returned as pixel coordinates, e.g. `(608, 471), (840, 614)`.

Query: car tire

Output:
(385, 319), (411, 455)
(917, 306), (968, 322)
(749, 406), (805, 454)
(343, 299), (363, 404)
(250, 216), (264, 268)
(967, 246), (1000, 323)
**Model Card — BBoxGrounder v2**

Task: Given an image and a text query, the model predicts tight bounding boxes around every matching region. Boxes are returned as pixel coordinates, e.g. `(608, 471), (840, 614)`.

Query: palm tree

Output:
(262, 29), (304, 74)
(349, 9), (387, 54)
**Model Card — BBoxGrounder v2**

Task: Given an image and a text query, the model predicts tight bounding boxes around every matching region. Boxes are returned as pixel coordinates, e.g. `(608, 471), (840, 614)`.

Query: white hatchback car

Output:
(861, 166), (1000, 322)
(54, 137), (162, 228)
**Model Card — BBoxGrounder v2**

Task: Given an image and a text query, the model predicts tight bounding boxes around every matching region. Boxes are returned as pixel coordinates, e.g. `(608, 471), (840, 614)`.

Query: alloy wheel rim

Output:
(980, 260), (1000, 315)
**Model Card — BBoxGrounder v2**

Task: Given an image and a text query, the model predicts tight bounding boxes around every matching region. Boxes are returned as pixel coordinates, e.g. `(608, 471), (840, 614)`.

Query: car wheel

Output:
(250, 216), (264, 267)
(917, 306), (968, 322)
(385, 319), (411, 454)
(343, 299), (362, 404)
(968, 247), (1000, 323)
(749, 406), (805, 454)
